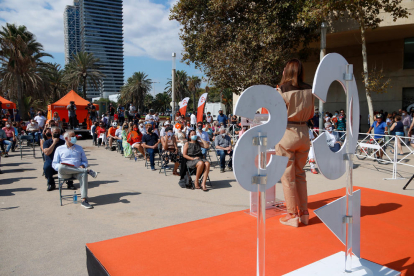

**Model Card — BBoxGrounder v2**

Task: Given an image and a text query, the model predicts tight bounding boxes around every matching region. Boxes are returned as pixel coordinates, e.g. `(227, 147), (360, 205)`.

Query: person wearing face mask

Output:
(107, 121), (119, 150)
(190, 111), (197, 129)
(0, 123), (12, 158)
(2, 122), (16, 155)
(138, 121), (146, 135)
(142, 124), (161, 170)
(336, 114), (346, 131)
(324, 122), (342, 152)
(121, 123), (133, 158)
(52, 130), (98, 209)
(402, 110), (412, 144)
(196, 122), (210, 158)
(160, 121), (171, 137)
(183, 129), (210, 191)
(215, 128), (233, 173)
(217, 109), (228, 128)
(26, 119), (40, 144)
(43, 127), (66, 191)
(95, 122), (106, 146)
(175, 123), (187, 145)
(128, 124), (145, 159)
(161, 126), (180, 175)
(238, 124), (249, 137)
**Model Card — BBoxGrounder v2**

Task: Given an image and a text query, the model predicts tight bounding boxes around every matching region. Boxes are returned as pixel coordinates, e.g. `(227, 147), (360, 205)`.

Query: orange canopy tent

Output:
(0, 96), (16, 109)
(47, 90), (99, 125)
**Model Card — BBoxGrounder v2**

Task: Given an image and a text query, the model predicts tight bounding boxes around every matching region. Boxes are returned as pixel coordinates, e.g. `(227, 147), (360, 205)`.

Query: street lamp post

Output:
(319, 22), (327, 131)
(172, 52), (176, 123)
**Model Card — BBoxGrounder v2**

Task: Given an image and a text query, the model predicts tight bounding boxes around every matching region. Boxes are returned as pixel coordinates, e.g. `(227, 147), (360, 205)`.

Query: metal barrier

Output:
(311, 129), (414, 180)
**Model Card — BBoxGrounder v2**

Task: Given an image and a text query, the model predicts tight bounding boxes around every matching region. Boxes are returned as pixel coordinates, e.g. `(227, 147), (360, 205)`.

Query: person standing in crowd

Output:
(142, 123), (160, 171)
(52, 130), (98, 209)
(276, 59), (314, 228)
(43, 127), (66, 191)
(215, 128), (233, 173)
(307, 121), (318, 174)
(89, 104), (97, 123)
(154, 112), (160, 128)
(402, 110), (412, 143)
(183, 129), (210, 191)
(206, 112), (213, 124)
(217, 109), (228, 128)
(366, 113), (388, 160)
(190, 111), (197, 129)
(118, 104), (125, 126)
(196, 121), (210, 158)
(34, 111), (47, 131)
(390, 115), (405, 155)
(129, 102), (136, 122)
(66, 101), (77, 129)
(28, 107), (35, 119)
(108, 103), (115, 124)
(91, 122), (98, 146)
(336, 114), (346, 131)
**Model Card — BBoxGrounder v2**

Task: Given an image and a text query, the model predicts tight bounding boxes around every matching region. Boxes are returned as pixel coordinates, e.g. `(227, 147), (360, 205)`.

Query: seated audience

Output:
(2, 122), (16, 155)
(215, 128), (233, 173)
(182, 129), (210, 191)
(115, 124), (123, 154)
(142, 123), (160, 171)
(52, 130), (98, 209)
(95, 122), (106, 146)
(107, 122), (119, 150)
(161, 126), (180, 175)
(0, 123), (12, 157)
(121, 123), (132, 158)
(325, 122), (342, 152)
(43, 127), (66, 191)
(128, 124), (145, 159)
(26, 119), (40, 143)
(195, 122), (210, 158)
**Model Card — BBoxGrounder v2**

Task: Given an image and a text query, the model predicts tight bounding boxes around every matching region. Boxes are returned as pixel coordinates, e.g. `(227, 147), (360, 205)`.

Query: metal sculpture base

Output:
(246, 185), (287, 218)
(284, 251), (400, 276)
(245, 202), (287, 218)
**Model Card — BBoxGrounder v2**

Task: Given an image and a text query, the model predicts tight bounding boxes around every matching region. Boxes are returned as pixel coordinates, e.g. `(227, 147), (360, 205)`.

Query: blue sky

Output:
(0, 0), (205, 96)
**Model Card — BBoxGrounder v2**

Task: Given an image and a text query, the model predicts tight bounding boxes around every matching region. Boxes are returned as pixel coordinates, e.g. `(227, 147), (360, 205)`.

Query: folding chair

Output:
(144, 149), (162, 168)
(211, 143), (231, 169)
(18, 135), (35, 160)
(159, 150), (178, 176)
(58, 176), (80, 206)
(187, 165), (212, 187)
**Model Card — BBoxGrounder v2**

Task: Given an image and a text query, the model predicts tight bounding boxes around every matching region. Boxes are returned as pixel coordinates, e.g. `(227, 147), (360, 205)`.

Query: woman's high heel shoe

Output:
(280, 214), (299, 227)
(299, 210), (309, 225)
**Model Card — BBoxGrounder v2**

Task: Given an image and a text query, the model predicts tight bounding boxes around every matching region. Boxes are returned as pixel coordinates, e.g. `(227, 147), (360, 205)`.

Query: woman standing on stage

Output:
(276, 59), (314, 227)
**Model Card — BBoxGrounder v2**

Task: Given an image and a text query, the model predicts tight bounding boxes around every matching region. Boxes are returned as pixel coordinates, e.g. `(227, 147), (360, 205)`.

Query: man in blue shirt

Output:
(142, 124), (160, 171)
(43, 127), (66, 191)
(196, 122), (210, 158)
(217, 109), (228, 128)
(366, 114), (388, 159)
(52, 130), (98, 209)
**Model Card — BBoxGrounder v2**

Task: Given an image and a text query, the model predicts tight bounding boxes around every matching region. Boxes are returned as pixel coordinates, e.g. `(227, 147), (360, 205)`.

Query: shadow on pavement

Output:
(88, 192), (141, 206)
(210, 179), (233, 189)
(384, 257), (414, 275)
(0, 162), (31, 167)
(88, 180), (119, 189)
(1, 177), (37, 185)
(0, 188), (36, 196)
(0, 206), (19, 211)
(2, 168), (37, 174)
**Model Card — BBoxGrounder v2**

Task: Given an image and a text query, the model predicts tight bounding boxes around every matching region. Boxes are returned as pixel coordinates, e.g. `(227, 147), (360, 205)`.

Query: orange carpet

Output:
(86, 187), (414, 275)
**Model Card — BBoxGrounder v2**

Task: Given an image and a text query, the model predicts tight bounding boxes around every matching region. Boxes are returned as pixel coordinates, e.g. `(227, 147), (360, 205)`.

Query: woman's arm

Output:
(161, 136), (168, 151)
(198, 138), (209, 149)
(390, 123), (396, 132)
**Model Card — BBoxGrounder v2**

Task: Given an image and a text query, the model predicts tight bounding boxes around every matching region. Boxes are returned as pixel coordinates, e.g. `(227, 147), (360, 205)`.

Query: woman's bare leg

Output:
(201, 161), (210, 189)
(173, 162), (179, 174)
(195, 161), (204, 188)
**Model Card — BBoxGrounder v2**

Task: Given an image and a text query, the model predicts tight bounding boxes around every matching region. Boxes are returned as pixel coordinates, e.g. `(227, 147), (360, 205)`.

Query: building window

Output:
(404, 38), (414, 69)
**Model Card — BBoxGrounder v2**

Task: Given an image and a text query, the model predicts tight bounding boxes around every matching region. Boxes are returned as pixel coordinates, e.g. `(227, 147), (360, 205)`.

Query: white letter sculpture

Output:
(233, 85), (288, 276)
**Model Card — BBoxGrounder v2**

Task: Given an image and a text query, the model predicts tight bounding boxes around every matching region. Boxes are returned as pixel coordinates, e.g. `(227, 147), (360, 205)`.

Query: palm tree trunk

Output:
(193, 89), (196, 113)
(16, 75), (25, 119)
(83, 76), (87, 99)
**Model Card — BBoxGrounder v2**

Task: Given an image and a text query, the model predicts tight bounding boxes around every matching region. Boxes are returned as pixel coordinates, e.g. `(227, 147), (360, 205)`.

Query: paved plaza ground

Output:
(1, 140), (413, 275)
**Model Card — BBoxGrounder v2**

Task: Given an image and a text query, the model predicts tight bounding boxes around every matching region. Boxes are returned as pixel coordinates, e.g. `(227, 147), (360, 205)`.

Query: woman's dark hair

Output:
(165, 126), (173, 132)
(133, 124), (141, 135)
(395, 115), (401, 121)
(280, 58), (304, 87)
(187, 129), (196, 140)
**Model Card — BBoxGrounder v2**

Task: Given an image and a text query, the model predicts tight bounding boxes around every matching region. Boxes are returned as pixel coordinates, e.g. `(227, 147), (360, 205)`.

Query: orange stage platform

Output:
(86, 187), (414, 275)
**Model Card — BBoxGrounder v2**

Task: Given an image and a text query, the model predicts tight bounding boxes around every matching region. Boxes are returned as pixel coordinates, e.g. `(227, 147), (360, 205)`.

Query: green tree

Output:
(187, 75), (202, 113)
(301, 0), (409, 124)
(155, 92), (171, 112)
(170, 0), (319, 93)
(64, 51), (105, 99)
(144, 94), (154, 112)
(120, 72), (152, 114)
(45, 63), (67, 103)
(0, 23), (52, 117)
(165, 70), (190, 103)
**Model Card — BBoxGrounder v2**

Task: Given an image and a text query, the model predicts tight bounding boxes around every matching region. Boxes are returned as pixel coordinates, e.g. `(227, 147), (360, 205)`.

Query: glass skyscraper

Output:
(64, 0), (124, 99)
(63, 0), (81, 65)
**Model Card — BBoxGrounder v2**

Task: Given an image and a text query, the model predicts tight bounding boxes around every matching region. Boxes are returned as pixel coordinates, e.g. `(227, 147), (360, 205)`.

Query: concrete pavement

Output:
(0, 140), (413, 275)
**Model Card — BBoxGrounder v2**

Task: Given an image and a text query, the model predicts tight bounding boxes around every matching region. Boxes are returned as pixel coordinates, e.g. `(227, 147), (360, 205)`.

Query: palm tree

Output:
(119, 72), (152, 114)
(165, 70), (189, 104)
(155, 92), (171, 112)
(45, 63), (67, 102)
(0, 23), (52, 117)
(188, 76), (202, 113)
(64, 51), (105, 99)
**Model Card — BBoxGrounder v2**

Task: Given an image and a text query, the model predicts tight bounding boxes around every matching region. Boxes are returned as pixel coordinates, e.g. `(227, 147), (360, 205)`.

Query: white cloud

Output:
(0, 0), (184, 60)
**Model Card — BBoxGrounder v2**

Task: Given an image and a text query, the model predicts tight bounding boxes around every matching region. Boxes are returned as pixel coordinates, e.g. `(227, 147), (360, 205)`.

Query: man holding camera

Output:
(67, 101), (77, 129)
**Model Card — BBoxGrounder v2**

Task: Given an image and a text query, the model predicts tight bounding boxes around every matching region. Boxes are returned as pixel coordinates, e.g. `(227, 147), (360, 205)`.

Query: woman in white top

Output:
(206, 112), (213, 123)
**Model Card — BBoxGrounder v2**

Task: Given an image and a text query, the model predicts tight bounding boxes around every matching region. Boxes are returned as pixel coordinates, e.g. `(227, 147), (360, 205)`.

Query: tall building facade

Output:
(63, 0), (81, 65)
(64, 0), (124, 99)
